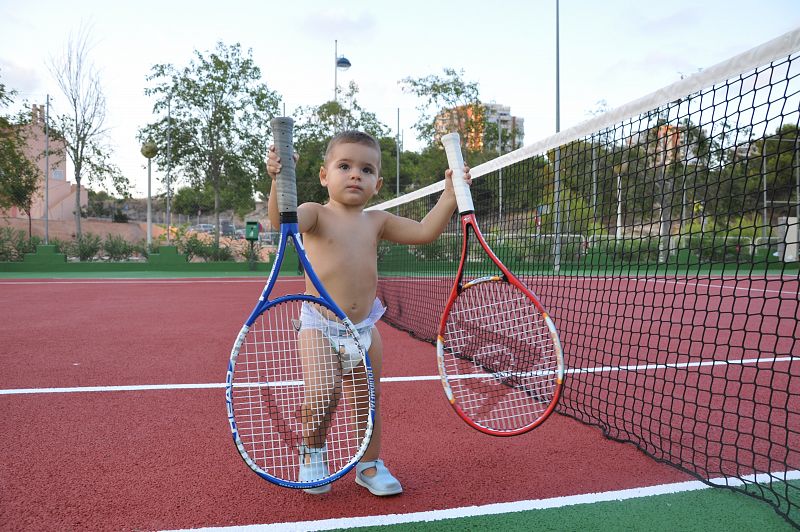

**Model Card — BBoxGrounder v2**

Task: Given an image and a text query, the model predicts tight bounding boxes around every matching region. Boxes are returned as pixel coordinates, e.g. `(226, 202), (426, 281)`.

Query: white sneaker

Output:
(298, 445), (331, 494)
(355, 459), (403, 496)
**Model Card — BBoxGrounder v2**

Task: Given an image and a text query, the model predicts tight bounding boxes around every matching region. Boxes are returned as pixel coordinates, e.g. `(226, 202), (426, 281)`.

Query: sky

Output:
(1, 0), (799, 198)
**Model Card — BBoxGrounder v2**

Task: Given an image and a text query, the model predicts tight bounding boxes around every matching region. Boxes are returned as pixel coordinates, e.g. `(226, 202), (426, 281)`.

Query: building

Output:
(1, 104), (87, 220)
(484, 103), (525, 152)
(434, 103), (525, 152)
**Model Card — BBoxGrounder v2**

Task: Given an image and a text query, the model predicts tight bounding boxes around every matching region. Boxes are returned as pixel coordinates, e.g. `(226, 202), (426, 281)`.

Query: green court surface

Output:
(342, 483), (796, 531)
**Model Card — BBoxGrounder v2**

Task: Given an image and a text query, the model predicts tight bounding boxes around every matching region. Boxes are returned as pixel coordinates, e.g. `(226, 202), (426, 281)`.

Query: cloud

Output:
(0, 57), (43, 97)
(302, 9), (377, 42)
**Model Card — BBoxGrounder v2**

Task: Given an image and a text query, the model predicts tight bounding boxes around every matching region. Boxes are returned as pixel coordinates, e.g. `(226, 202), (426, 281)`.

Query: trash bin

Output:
(245, 221), (260, 242)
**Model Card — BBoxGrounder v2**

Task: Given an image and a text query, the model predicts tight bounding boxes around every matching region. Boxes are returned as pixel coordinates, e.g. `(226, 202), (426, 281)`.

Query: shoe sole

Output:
(302, 484), (331, 495)
(355, 476), (403, 496)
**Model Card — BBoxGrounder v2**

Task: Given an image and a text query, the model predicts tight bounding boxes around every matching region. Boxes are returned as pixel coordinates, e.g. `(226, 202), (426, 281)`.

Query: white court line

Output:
(0, 375), (440, 396)
(3, 275), (797, 297)
(567, 355), (797, 376)
(2, 355), (794, 396)
(160, 470), (800, 532)
(534, 275), (799, 298)
(0, 278), (287, 285)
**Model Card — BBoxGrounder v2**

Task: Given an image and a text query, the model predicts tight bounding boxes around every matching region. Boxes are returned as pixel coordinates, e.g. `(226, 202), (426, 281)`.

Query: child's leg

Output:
(361, 327), (383, 463)
(346, 328), (384, 473)
(347, 327), (402, 495)
(345, 326), (383, 463)
(298, 328), (341, 448)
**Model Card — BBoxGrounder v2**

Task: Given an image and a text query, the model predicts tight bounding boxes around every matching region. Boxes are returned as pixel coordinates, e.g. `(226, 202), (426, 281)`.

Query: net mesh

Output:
(373, 30), (800, 526)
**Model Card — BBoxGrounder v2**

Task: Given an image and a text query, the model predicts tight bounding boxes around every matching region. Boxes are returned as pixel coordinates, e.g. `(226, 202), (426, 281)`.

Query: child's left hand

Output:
(444, 165), (472, 190)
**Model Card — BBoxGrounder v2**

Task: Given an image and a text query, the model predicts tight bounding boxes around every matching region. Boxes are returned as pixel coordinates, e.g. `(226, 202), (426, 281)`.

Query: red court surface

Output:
(0, 278), (692, 531)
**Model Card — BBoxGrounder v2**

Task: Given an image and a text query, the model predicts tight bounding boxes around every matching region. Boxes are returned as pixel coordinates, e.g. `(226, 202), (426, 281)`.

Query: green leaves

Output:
(400, 68), (482, 145)
(140, 41), (282, 243)
(0, 88), (41, 235)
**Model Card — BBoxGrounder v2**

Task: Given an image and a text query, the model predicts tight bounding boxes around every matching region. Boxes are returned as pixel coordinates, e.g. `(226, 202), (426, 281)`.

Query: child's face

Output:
(319, 142), (383, 206)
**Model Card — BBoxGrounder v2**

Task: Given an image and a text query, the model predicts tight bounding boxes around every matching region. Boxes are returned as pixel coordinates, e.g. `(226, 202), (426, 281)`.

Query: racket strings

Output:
(230, 299), (372, 483)
(442, 280), (559, 432)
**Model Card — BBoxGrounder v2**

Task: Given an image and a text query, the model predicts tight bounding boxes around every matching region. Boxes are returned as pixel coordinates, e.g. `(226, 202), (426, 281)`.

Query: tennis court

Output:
(1, 275), (794, 531)
(3, 23), (800, 532)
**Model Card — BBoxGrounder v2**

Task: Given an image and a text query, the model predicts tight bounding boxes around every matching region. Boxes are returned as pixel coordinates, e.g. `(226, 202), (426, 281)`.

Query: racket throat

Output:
(280, 212), (298, 224)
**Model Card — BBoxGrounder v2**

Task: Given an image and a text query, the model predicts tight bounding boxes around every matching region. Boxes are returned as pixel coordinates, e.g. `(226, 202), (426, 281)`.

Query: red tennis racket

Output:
(437, 132), (564, 436)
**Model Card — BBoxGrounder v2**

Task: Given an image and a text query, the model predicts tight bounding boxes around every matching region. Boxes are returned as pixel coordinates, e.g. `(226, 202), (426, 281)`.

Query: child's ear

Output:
(374, 176), (384, 196)
(319, 166), (328, 186)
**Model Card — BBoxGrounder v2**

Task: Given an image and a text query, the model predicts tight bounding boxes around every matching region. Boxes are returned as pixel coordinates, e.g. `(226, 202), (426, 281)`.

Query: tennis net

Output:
(372, 29), (800, 527)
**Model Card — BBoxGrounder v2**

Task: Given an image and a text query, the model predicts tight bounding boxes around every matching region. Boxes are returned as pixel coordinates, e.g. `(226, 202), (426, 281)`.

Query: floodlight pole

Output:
(762, 149), (768, 242)
(335, 40), (339, 104)
(498, 118), (503, 224)
(553, 0), (563, 272)
(396, 108), (400, 199)
(166, 97), (172, 245)
(592, 141), (597, 231)
(616, 173), (623, 239)
(44, 95), (50, 245)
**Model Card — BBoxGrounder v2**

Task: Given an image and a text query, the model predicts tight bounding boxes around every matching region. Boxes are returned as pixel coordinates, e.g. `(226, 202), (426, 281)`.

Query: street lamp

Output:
(334, 40), (351, 104)
(141, 140), (158, 251)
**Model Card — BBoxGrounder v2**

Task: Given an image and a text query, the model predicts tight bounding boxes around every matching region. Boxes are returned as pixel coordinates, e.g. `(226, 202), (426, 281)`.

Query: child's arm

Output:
(266, 145), (319, 233)
(379, 167), (471, 245)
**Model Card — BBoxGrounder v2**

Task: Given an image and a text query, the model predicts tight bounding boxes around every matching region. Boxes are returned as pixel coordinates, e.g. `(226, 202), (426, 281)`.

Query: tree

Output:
(400, 68), (483, 147)
(171, 186), (215, 217)
(49, 25), (128, 238)
(141, 41), (281, 247)
(0, 79), (41, 239)
(291, 82), (391, 205)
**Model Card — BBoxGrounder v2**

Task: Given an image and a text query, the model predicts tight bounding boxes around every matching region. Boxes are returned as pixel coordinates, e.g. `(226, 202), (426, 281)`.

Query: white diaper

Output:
(298, 299), (386, 374)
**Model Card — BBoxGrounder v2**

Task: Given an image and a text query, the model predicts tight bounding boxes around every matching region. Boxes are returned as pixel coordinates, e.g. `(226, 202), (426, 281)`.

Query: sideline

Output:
(3, 354), (795, 395)
(0, 376), (441, 396)
(162, 471), (800, 531)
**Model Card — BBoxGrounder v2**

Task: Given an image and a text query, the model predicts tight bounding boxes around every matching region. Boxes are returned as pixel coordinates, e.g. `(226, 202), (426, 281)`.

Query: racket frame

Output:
(226, 118), (375, 489)
(436, 132), (564, 436)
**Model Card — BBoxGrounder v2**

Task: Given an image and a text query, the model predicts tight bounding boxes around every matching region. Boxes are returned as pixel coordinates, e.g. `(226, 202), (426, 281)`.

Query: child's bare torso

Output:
(302, 205), (384, 323)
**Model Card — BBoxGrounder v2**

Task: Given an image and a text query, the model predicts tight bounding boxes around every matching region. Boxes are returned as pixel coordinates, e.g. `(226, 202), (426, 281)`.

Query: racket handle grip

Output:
(441, 132), (474, 214)
(271, 117), (297, 214)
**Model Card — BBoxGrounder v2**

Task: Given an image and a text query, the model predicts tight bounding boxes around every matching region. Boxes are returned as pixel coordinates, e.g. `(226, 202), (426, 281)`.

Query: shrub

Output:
(74, 233), (103, 261)
(0, 227), (39, 261)
(410, 238), (454, 261)
(103, 234), (133, 261)
(49, 238), (69, 256)
(239, 240), (261, 264)
(587, 237), (661, 266)
(683, 234), (752, 264)
(179, 233), (212, 261)
(209, 244), (234, 262)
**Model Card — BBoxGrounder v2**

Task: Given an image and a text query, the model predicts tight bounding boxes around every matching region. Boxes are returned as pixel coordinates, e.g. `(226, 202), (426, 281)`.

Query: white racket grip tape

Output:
(441, 132), (474, 214)
(271, 117), (297, 214)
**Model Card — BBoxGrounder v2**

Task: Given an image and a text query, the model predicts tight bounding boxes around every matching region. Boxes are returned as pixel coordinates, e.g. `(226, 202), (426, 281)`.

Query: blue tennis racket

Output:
(226, 117), (375, 491)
